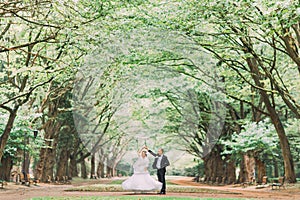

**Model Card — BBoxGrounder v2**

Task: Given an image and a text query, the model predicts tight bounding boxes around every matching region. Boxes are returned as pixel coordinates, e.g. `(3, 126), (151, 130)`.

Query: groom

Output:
(146, 147), (170, 194)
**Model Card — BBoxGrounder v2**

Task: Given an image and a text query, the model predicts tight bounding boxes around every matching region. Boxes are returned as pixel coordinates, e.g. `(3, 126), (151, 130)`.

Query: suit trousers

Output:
(157, 168), (166, 193)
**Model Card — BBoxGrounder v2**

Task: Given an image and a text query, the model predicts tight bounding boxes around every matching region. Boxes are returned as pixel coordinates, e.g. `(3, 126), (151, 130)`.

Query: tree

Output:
(128, 0), (299, 182)
(0, 113), (44, 181)
(189, 0), (299, 183)
(285, 119), (300, 176)
(221, 120), (280, 183)
(106, 0), (299, 182)
(0, 0), (73, 162)
(0, 0), (125, 181)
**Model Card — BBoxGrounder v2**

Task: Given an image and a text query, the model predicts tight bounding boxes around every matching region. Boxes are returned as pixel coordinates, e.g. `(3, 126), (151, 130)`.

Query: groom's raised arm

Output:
(147, 149), (157, 157)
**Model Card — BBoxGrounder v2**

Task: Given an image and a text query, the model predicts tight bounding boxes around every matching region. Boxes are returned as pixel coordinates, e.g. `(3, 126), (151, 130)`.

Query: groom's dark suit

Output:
(148, 150), (170, 194)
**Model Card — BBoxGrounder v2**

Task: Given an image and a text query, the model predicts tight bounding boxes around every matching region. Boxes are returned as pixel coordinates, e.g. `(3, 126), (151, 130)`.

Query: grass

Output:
(31, 197), (198, 200)
(108, 180), (178, 186)
(108, 180), (124, 185)
(31, 197), (251, 200)
(65, 184), (239, 195)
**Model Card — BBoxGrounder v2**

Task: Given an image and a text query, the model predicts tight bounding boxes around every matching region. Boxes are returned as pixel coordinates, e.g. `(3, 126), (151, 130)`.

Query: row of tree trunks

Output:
(36, 142), (94, 181)
(238, 155), (268, 184)
(81, 156), (120, 179)
(203, 145), (236, 184)
(90, 153), (112, 179)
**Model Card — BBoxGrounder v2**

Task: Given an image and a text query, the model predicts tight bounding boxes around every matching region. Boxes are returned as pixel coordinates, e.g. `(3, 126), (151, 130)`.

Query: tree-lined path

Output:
(1, 0), (300, 199)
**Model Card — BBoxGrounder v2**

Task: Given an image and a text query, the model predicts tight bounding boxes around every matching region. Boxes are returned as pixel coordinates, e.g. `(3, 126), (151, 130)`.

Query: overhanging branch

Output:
(0, 76), (54, 107)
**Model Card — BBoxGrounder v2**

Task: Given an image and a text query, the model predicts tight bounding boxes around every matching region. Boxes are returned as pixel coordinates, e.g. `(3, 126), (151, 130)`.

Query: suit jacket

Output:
(148, 150), (170, 170)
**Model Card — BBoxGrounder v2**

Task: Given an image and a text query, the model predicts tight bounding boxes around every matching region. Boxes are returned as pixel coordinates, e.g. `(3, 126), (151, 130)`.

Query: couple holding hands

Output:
(122, 146), (170, 194)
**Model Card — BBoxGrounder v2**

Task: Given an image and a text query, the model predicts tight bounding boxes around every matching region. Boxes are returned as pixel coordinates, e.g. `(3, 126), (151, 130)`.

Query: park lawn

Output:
(65, 184), (239, 195)
(31, 197), (250, 200)
(107, 179), (126, 185)
(108, 179), (178, 185)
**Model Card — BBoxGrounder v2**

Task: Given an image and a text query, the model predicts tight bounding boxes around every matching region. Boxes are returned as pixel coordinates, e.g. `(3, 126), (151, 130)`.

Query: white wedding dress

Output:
(122, 156), (162, 191)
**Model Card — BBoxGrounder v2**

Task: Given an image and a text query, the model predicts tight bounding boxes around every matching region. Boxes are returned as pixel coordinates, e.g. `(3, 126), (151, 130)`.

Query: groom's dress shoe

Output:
(157, 192), (166, 195)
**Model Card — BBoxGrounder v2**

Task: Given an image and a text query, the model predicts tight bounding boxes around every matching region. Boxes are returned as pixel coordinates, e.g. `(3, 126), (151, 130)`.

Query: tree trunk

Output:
(43, 145), (57, 182)
(97, 162), (105, 178)
(56, 148), (69, 179)
(274, 159), (279, 177)
(35, 142), (57, 182)
(22, 135), (30, 177)
(80, 154), (87, 179)
(238, 155), (255, 183)
(272, 121), (295, 182)
(69, 157), (78, 177)
(106, 165), (113, 178)
(112, 162), (120, 177)
(238, 157), (245, 184)
(255, 157), (266, 184)
(23, 150), (30, 176)
(203, 146), (226, 183)
(0, 155), (13, 181)
(35, 120), (60, 182)
(90, 153), (95, 179)
(0, 108), (18, 161)
(246, 57), (296, 183)
(113, 168), (117, 177)
(35, 147), (47, 180)
(235, 32), (297, 182)
(68, 136), (80, 178)
(225, 158), (236, 184)
(69, 155), (78, 178)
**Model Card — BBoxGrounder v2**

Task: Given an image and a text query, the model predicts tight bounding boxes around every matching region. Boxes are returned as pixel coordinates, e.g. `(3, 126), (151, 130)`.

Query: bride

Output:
(122, 147), (162, 191)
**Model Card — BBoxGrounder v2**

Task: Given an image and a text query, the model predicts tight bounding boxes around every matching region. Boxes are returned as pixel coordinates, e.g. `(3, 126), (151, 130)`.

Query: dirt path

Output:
(0, 177), (300, 200)
(170, 177), (300, 200)
(0, 183), (202, 200)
